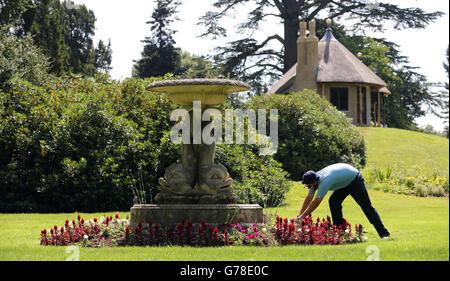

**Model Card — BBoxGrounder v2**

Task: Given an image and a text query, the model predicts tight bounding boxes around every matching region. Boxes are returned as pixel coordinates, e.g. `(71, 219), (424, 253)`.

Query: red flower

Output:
(115, 213), (119, 219)
(93, 218), (97, 223)
(77, 214), (81, 221)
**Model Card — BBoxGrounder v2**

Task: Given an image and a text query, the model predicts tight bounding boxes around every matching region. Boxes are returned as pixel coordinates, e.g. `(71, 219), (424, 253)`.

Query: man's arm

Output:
(299, 197), (323, 219)
(299, 191), (315, 216)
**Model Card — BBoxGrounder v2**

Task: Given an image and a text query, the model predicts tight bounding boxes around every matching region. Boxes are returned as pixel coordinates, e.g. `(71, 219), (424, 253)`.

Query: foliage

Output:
(178, 50), (219, 79)
(364, 167), (448, 197)
(0, 75), (178, 212)
(442, 45), (449, 138)
(95, 39), (113, 73)
(132, 0), (181, 78)
(2, 0), (112, 76)
(0, 25), (50, 90)
(0, 75), (291, 212)
(215, 144), (292, 207)
(247, 90), (366, 180)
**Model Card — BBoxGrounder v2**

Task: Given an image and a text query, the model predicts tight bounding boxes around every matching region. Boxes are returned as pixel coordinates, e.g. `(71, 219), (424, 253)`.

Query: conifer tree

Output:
(132, 0), (181, 78)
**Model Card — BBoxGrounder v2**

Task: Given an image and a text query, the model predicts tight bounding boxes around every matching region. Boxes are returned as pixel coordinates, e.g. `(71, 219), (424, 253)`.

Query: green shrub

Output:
(215, 144), (292, 207)
(0, 76), (177, 212)
(247, 90), (366, 180)
(364, 167), (448, 197)
(0, 75), (291, 212)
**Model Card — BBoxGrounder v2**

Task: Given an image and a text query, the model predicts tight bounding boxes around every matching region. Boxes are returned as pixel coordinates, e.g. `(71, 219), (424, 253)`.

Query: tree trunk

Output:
(281, 0), (300, 73)
(283, 16), (299, 73)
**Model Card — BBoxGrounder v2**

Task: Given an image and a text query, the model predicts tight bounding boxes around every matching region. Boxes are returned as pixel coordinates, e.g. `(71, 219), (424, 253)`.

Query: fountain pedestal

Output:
(129, 79), (264, 227)
(130, 204), (263, 228)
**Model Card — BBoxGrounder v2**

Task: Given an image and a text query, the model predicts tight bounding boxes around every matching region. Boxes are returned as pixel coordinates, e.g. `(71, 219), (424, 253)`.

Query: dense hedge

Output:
(247, 90), (366, 180)
(0, 75), (291, 212)
(0, 75), (177, 212)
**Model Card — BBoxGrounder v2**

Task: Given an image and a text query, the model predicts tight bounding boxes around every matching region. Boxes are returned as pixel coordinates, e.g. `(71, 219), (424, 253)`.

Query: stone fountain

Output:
(129, 79), (264, 227)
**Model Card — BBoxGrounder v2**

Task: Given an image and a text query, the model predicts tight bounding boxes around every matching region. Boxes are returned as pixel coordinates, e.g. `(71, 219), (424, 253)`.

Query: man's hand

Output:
(295, 215), (305, 222)
(298, 197), (323, 220)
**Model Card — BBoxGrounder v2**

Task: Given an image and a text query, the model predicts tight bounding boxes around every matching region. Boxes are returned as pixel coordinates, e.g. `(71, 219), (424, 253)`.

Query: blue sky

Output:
(71, 0), (449, 131)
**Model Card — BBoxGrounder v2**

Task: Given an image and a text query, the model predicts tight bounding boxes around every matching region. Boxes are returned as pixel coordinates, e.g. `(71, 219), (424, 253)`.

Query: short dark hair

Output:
(302, 170), (319, 185)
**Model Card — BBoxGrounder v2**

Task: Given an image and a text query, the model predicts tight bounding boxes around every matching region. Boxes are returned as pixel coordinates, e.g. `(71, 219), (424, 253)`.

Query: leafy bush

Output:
(0, 75), (178, 212)
(215, 144), (292, 207)
(0, 25), (50, 90)
(0, 75), (291, 212)
(247, 90), (366, 180)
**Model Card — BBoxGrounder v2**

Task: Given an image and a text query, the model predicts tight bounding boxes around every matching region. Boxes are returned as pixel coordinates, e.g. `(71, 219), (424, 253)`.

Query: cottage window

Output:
(330, 87), (349, 111)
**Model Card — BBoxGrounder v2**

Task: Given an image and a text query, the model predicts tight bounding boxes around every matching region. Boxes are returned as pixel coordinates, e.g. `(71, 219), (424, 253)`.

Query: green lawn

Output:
(0, 184), (448, 261)
(0, 127), (448, 261)
(358, 127), (449, 177)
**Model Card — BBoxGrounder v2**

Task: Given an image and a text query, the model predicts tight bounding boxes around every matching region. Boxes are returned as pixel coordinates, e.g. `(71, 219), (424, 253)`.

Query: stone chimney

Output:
(294, 20), (318, 91)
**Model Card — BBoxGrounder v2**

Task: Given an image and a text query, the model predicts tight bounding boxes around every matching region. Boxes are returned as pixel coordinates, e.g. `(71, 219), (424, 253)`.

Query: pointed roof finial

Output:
(320, 18), (336, 42)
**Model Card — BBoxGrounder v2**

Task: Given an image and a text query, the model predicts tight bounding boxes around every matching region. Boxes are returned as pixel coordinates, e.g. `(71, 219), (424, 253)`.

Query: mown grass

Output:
(0, 184), (448, 261)
(357, 127), (449, 177)
(0, 127), (448, 261)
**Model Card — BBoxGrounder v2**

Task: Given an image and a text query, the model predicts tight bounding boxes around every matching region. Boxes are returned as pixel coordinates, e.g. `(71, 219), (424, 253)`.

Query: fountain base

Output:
(130, 204), (264, 228)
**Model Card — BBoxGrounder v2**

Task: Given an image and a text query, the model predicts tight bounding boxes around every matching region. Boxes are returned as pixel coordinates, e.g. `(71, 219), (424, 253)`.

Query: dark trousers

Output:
(328, 173), (390, 238)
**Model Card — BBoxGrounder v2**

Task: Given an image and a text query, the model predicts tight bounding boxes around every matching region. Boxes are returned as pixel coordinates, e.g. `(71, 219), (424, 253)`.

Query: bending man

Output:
(297, 163), (390, 238)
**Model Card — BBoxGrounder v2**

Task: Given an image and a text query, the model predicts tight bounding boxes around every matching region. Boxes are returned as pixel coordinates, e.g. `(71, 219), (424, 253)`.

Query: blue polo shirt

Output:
(308, 163), (359, 198)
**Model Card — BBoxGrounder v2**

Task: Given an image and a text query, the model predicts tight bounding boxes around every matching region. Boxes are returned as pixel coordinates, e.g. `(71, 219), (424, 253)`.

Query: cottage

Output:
(269, 19), (390, 126)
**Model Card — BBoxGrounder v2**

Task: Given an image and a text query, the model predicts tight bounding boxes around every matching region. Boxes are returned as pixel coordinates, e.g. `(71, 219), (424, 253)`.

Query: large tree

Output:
(132, 0), (181, 78)
(199, 0), (443, 85)
(442, 46), (449, 137)
(1, 0), (112, 76)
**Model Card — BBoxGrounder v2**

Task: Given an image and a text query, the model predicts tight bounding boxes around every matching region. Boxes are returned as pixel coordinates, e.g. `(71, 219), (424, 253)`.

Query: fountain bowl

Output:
(147, 78), (250, 105)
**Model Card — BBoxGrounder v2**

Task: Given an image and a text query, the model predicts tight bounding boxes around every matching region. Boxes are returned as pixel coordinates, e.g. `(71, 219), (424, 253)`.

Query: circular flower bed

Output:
(39, 213), (367, 247)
